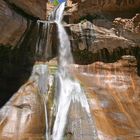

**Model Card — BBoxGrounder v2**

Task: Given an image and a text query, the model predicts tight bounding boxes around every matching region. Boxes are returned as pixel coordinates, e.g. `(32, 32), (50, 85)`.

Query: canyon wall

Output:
(7, 0), (47, 19)
(0, 0), (47, 47)
(65, 0), (140, 74)
(68, 0), (140, 22)
(0, 0), (140, 139)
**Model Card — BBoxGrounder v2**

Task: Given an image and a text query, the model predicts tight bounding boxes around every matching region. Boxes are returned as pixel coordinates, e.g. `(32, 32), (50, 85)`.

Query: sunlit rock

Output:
(0, 63), (49, 140)
(72, 55), (140, 140)
(114, 14), (140, 45)
(0, 0), (140, 139)
(67, 20), (140, 65)
(67, 0), (140, 22)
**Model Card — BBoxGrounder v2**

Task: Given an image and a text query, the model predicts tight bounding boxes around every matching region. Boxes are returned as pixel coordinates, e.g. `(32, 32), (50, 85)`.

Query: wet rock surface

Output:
(0, 20), (58, 108)
(66, 101), (98, 140)
(0, 63), (48, 140)
(72, 55), (140, 140)
(0, 0), (140, 139)
(0, 22), (38, 107)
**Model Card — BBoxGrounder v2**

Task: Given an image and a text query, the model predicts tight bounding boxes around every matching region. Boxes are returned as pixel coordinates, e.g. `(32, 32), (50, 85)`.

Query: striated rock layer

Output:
(68, 0), (140, 22)
(73, 55), (140, 140)
(66, 18), (140, 67)
(65, 3), (140, 74)
(0, 63), (48, 140)
(0, 0), (140, 139)
(7, 0), (47, 19)
(0, 0), (48, 47)
(66, 0), (140, 63)
(0, 0), (27, 46)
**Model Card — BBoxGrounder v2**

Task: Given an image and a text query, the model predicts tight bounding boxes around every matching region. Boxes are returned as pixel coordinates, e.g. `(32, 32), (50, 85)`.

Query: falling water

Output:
(52, 2), (97, 140)
(30, 64), (49, 140)
(36, 20), (56, 61)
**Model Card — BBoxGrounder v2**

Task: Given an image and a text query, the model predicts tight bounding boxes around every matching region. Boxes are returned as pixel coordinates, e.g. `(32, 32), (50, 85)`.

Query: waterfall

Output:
(51, 2), (97, 140)
(36, 2), (98, 140)
(36, 20), (56, 61)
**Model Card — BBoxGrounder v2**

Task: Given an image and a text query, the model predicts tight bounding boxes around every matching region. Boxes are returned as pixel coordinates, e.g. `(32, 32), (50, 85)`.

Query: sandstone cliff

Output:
(0, 0), (140, 140)
(64, 0), (140, 72)
(0, 0), (47, 47)
(68, 0), (140, 22)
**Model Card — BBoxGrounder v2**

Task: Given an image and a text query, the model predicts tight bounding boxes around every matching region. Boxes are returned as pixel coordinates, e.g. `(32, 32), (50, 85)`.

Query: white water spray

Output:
(52, 2), (95, 140)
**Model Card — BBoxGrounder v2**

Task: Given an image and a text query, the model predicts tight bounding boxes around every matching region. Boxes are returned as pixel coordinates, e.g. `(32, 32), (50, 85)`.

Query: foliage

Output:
(53, 0), (59, 6)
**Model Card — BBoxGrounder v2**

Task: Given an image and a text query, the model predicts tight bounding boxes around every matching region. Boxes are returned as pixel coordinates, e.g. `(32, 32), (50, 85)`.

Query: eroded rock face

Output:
(67, 19), (140, 64)
(0, 63), (48, 140)
(0, 0), (48, 47)
(0, 0), (27, 46)
(66, 1), (140, 66)
(114, 13), (140, 44)
(7, 0), (47, 19)
(0, 82), (46, 140)
(68, 0), (140, 22)
(0, 21), (39, 107)
(70, 21), (136, 52)
(73, 55), (140, 140)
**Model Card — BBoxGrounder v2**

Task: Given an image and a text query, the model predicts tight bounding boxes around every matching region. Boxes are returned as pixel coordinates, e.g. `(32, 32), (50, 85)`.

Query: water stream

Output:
(51, 2), (97, 140)
(37, 2), (98, 140)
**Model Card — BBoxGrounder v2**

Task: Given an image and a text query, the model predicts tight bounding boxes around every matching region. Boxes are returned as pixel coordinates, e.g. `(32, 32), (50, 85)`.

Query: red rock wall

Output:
(0, 0), (27, 46)
(7, 0), (48, 19)
(68, 0), (140, 21)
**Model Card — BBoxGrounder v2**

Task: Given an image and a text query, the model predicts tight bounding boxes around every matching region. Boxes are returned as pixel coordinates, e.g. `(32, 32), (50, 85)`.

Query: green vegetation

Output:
(53, 0), (59, 6)
(49, 64), (58, 75)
